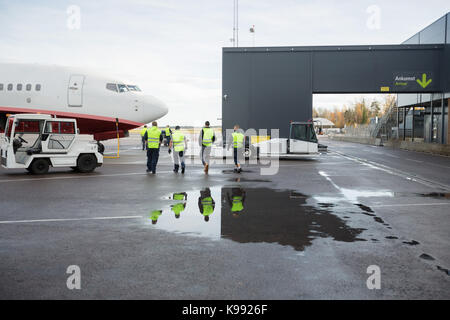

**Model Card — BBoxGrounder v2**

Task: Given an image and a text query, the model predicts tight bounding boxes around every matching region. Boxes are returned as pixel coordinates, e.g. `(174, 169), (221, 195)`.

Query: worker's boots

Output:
(181, 165), (185, 174)
(174, 164), (179, 173)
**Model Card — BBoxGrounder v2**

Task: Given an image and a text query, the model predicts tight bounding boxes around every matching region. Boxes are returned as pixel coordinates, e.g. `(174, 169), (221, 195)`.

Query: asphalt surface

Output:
(0, 135), (449, 299)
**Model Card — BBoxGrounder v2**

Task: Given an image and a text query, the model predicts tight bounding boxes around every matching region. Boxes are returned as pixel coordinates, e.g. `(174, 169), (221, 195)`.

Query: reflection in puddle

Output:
(146, 187), (367, 251)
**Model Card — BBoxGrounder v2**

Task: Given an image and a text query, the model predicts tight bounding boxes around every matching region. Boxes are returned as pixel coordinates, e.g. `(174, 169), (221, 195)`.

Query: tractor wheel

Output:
(77, 154), (98, 173)
(29, 159), (50, 175)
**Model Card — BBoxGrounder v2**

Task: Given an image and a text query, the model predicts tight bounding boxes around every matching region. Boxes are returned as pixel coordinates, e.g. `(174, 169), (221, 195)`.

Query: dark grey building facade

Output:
(399, 12), (450, 144)
(222, 13), (450, 144)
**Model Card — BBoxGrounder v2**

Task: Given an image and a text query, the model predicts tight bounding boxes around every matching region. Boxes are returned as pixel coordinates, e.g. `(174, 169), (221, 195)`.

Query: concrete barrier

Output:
(384, 139), (450, 156)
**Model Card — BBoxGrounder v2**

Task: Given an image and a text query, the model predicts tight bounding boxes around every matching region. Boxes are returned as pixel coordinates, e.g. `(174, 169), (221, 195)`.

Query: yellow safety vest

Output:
(172, 130), (185, 152)
(202, 127), (214, 147)
(165, 127), (171, 136)
(171, 203), (185, 215)
(140, 128), (147, 137)
(231, 196), (244, 212)
(201, 197), (214, 215)
(150, 210), (162, 222)
(173, 193), (185, 201)
(232, 132), (245, 149)
(147, 127), (161, 148)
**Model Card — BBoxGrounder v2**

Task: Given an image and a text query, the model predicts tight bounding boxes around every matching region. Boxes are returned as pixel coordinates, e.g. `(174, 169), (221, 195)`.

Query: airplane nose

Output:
(143, 95), (168, 122)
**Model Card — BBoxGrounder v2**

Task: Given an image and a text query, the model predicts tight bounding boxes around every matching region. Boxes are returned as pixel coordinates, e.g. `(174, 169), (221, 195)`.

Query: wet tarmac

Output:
(0, 135), (449, 299)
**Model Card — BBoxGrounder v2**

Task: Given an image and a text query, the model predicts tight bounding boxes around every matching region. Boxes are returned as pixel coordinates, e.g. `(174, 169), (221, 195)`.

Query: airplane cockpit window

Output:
(17, 84), (22, 91)
(26, 84), (32, 91)
(117, 84), (129, 93)
(126, 85), (141, 92)
(106, 83), (118, 92)
(0, 84), (3, 91)
(7, 84), (13, 91)
(35, 84), (41, 91)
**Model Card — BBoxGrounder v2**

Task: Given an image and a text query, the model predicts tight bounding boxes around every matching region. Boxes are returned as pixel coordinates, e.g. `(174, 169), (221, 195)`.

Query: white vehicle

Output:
(0, 63), (168, 142)
(255, 122), (320, 158)
(1, 114), (103, 174)
(210, 122), (320, 160)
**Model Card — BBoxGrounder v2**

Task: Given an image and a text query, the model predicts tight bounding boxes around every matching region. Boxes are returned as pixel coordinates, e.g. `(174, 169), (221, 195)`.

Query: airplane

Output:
(0, 63), (168, 149)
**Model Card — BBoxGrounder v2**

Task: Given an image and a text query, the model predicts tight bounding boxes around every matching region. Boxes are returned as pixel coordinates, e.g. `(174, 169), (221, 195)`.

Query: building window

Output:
(17, 84), (23, 91)
(26, 84), (32, 91)
(35, 84), (41, 91)
(7, 84), (13, 91)
(106, 83), (118, 92)
(0, 84), (3, 91)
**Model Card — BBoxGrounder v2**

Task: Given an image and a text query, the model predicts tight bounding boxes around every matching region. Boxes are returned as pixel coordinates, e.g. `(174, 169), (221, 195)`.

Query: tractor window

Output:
(48, 135), (74, 149)
(44, 121), (75, 134)
(308, 125), (318, 143)
(291, 124), (308, 141)
(15, 120), (41, 134)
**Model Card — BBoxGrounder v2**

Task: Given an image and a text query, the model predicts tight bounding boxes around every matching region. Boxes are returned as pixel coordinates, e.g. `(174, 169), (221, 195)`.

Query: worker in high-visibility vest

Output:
(144, 121), (162, 174)
(229, 124), (245, 173)
(140, 125), (148, 150)
(198, 188), (215, 222)
(226, 188), (246, 216)
(199, 121), (216, 174)
(150, 210), (162, 225)
(163, 125), (172, 147)
(171, 192), (187, 218)
(169, 126), (187, 174)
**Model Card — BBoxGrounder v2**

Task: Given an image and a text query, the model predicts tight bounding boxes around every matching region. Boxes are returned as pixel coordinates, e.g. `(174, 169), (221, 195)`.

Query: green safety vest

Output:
(165, 127), (171, 136)
(140, 128), (147, 137)
(150, 210), (162, 222)
(201, 197), (214, 215)
(202, 127), (214, 147)
(232, 132), (245, 149)
(231, 196), (244, 212)
(171, 203), (185, 215)
(147, 127), (161, 148)
(172, 130), (185, 152)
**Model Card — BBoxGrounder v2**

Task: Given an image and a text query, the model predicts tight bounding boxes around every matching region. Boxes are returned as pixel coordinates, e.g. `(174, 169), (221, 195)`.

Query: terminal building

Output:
(398, 13), (449, 144)
(222, 12), (450, 146)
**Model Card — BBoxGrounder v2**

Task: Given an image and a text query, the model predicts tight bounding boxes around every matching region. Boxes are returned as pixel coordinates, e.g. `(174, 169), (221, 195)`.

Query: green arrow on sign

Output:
(416, 73), (432, 89)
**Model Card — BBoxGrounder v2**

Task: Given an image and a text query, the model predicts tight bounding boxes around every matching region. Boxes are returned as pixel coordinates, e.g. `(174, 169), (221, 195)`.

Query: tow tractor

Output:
(1, 114), (103, 174)
(211, 121), (324, 160)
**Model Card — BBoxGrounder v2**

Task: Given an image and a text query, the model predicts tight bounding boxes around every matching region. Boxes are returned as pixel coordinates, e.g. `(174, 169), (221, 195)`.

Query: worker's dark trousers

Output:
(147, 148), (160, 173)
(233, 148), (239, 166)
(141, 138), (147, 150)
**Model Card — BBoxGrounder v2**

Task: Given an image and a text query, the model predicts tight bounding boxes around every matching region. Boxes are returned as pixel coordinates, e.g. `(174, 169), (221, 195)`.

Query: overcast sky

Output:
(0, 0), (449, 126)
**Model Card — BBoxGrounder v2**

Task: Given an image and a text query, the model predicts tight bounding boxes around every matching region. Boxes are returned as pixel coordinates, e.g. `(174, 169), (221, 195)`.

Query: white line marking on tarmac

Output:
(0, 215), (143, 224)
(336, 203), (449, 210)
(405, 158), (423, 163)
(0, 171), (173, 183)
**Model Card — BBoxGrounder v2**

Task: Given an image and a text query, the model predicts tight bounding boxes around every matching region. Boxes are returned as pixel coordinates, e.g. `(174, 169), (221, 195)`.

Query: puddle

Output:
(403, 240), (420, 246)
(145, 187), (367, 251)
(419, 253), (435, 261)
(437, 266), (449, 276)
